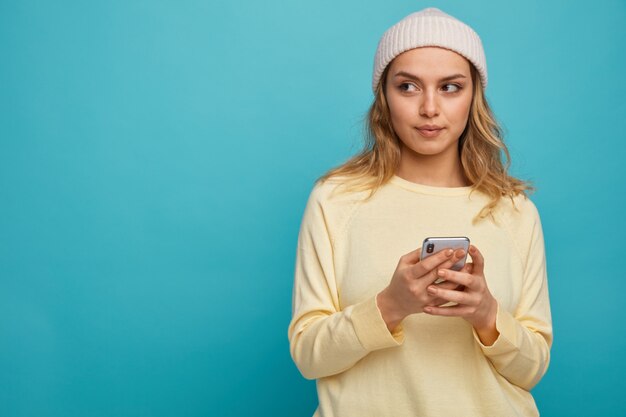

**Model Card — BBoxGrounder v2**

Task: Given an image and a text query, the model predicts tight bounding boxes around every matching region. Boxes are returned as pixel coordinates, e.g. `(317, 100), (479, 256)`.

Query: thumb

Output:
(469, 245), (484, 275)
(460, 262), (474, 274)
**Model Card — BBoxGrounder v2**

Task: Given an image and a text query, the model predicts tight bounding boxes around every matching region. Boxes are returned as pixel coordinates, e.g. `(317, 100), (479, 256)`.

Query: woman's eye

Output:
(399, 83), (417, 92)
(442, 84), (462, 93)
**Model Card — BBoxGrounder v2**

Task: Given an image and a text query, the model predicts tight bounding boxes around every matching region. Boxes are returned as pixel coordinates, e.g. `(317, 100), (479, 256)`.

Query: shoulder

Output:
(301, 176), (371, 242)
(495, 192), (541, 225)
(493, 192), (544, 256)
(306, 175), (371, 208)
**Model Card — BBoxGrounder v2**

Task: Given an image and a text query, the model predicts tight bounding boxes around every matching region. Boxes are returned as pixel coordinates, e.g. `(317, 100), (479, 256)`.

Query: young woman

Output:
(288, 7), (552, 417)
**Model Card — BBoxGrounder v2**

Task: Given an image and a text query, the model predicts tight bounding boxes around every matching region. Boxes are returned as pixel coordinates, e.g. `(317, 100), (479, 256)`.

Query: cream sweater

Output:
(288, 175), (552, 417)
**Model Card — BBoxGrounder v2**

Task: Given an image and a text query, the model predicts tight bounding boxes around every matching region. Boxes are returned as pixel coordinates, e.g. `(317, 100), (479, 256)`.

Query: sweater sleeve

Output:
(473, 201), (553, 390)
(287, 184), (404, 380)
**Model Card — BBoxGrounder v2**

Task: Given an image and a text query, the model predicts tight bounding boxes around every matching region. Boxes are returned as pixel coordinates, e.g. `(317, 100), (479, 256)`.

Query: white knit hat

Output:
(372, 7), (488, 92)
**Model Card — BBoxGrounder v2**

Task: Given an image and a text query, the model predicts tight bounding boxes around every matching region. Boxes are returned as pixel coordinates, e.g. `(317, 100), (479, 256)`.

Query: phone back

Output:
(420, 236), (470, 271)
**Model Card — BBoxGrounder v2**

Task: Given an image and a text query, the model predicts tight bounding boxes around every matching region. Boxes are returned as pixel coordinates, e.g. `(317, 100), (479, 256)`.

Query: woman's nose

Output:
(419, 91), (439, 118)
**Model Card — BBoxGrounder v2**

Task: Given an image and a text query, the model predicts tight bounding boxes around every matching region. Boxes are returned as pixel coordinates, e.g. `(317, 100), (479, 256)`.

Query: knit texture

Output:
(372, 7), (488, 92)
(288, 176), (552, 417)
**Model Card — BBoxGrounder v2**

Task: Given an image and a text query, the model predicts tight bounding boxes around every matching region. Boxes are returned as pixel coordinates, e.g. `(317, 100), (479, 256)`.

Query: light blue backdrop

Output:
(1, 0), (625, 416)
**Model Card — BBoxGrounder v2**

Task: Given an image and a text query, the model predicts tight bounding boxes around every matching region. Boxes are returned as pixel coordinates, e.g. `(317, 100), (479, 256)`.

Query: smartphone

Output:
(420, 236), (470, 272)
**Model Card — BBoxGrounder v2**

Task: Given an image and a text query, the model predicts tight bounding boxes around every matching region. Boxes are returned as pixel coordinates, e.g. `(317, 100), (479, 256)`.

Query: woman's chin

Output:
(402, 143), (454, 158)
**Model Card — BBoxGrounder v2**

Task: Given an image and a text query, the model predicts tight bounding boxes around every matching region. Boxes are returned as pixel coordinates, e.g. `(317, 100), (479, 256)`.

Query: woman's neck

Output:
(396, 147), (469, 187)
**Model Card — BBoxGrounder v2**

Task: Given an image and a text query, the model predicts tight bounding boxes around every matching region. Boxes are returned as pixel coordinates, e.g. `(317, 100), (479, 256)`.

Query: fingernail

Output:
(424, 307), (432, 313)
(427, 286), (436, 293)
(446, 249), (453, 256)
(438, 269), (445, 277)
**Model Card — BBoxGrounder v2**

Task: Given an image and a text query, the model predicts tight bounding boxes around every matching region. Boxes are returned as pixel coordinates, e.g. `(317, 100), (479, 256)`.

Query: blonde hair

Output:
(317, 62), (532, 221)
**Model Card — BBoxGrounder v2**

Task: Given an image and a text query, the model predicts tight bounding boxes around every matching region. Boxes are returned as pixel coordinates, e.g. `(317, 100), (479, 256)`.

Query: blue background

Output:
(1, 0), (625, 416)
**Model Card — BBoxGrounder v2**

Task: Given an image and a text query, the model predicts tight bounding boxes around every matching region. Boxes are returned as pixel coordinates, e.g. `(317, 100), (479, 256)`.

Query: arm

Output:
(473, 205), (553, 390)
(423, 203), (552, 390)
(287, 186), (403, 380)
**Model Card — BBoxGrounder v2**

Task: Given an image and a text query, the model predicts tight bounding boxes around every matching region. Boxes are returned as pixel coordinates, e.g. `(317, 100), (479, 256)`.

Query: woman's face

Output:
(384, 47), (473, 162)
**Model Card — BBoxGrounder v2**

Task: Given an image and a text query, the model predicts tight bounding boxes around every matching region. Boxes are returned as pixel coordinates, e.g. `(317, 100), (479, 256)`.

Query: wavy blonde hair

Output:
(317, 62), (532, 221)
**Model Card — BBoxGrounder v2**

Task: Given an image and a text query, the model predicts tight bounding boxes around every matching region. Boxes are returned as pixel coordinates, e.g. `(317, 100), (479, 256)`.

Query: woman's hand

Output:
(376, 247), (468, 332)
(423, 245), (500, 345)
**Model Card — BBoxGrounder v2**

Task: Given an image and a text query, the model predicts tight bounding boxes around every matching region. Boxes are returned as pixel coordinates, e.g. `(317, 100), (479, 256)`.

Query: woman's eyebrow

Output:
(393, 71), (467, 82)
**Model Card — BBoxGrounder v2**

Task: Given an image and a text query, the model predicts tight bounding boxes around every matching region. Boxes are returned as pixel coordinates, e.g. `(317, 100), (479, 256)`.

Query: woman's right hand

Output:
(376, 247), (467, 332)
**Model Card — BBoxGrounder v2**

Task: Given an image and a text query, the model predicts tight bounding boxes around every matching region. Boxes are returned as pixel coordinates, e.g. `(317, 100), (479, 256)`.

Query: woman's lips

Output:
(416, 127), (444, 138)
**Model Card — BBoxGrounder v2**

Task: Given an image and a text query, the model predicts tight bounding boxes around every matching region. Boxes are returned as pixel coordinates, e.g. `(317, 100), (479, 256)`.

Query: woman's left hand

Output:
(423, 245), (499, 345)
